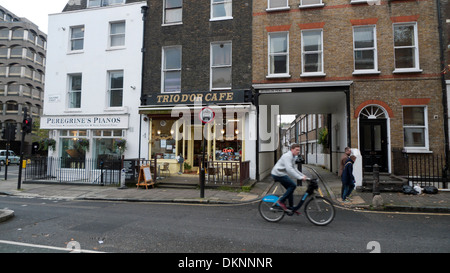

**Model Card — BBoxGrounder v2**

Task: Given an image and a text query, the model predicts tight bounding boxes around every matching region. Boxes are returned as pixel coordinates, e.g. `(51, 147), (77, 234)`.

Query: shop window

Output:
(152, 119), (177, 159)
(60, 130), (89, 164)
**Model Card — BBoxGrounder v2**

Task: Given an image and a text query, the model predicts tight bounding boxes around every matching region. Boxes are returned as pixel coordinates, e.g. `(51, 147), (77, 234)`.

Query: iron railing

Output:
(25, 157), (122, 186)
(405, 153), (448, 189)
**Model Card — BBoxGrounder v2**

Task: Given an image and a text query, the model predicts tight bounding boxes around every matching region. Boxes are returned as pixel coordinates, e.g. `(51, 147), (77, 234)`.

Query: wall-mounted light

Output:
(157, 130), (161, 135)
(235, 129), (239, 135)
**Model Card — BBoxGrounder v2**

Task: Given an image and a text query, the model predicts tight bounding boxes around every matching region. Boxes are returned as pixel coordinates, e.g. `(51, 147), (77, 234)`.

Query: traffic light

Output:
(1, 129), (6, 140)
(22, 117), (32, 134)
(7, 124), (16, 141)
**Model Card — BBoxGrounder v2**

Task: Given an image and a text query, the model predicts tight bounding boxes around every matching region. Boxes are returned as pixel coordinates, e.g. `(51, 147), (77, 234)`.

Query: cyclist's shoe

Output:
(276, 201), (292, 212)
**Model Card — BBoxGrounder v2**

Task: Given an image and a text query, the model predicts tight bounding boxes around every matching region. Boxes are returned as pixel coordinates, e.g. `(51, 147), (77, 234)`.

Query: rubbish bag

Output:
(402, 185), (418, 195)
(413, 185), (422, 195)
(423, 186), (438, 194)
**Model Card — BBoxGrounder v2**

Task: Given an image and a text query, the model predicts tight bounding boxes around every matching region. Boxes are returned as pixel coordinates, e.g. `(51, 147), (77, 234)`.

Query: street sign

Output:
(199, 107), (215, 124)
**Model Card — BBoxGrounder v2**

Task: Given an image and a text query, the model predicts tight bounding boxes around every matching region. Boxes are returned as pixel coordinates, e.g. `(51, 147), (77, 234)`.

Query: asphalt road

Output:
(0, 195), (449, 254)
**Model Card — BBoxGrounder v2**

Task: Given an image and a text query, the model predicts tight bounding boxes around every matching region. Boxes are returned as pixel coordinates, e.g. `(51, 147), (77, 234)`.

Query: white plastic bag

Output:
(413, 185), (422, 195)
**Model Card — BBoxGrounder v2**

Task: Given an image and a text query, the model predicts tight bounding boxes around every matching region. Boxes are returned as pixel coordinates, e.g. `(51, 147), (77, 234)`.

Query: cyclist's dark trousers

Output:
(272, 174), (296, 207)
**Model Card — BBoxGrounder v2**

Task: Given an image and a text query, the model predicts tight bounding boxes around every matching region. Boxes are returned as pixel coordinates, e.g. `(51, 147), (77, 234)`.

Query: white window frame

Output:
(87, 0), (125, 8)
(393, 22), (422, 73)
(68, 74), (82, 109)
(299, 0), (324, 9)
(210, 0), (233, 21)
(267, 31), (290, 78)
(69, 25), (84, 53)
(301, 29), (325, 77)
(107, 70), (124, 108)
(402, 105), (429, 153)
(210, 41), (232, 90)
(352, 25), (380, 75)
(161, 46), (182, 93)
(267, 0), (290, 11)
(108, 21), (126, 49)
(163, 0), (183, 26)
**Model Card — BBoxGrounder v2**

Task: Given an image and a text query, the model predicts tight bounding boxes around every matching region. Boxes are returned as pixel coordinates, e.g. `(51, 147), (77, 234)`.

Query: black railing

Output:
(25, 157), (122, 186)
(206, 160), (250, 186)
(405, 153), (448, 189)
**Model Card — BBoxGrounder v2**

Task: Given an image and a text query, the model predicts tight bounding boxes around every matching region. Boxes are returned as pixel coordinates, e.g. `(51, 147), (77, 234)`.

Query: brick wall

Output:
(143, 0), (253, 95)
(253, 0), (446, 170)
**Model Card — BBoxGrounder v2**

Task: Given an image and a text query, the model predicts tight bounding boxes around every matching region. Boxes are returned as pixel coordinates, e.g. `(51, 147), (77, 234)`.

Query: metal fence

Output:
(206, 160), (250, 186)
(405, 153), (448, 189)
(25, 157), (122, 186)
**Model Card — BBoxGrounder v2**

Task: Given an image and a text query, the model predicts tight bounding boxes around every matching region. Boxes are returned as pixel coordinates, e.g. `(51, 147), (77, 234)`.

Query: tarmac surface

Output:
(1, 164), (449, 223)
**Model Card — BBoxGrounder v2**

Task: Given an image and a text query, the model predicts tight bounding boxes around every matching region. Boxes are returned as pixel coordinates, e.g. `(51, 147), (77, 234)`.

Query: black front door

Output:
(360, 119), (388, 172)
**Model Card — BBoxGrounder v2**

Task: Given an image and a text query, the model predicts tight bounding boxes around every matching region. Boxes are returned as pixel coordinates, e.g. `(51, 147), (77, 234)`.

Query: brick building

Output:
(252, 0), (446, 179)
(139, 0), (257, 180)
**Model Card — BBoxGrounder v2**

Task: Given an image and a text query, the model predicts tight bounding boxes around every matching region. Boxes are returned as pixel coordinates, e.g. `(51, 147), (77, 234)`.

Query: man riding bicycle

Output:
(271, 143), (310, 212)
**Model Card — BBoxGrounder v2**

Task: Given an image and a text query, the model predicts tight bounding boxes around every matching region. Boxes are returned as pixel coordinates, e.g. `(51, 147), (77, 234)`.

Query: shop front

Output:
(40, 114), (130, 162)
(139, 90), (256, 183)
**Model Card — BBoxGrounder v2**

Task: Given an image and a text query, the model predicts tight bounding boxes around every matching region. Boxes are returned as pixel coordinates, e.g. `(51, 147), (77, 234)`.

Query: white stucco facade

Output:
(41, 2), (147, 160)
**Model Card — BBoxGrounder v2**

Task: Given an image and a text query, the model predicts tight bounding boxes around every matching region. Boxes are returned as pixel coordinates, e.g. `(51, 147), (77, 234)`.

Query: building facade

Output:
(253, 0), (446, 179)
(41, 0), (146, 163)
(139, 0), (257, 179)
(0, 5), (46, 154)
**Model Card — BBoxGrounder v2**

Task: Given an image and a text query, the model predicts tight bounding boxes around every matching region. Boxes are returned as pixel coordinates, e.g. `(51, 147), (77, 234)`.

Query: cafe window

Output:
(151, 119), (177, 159)
(214, 117), (242, 161)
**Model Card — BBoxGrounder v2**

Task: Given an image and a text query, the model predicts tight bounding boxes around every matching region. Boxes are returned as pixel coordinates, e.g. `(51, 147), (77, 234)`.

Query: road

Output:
(1, 194), (449, 255)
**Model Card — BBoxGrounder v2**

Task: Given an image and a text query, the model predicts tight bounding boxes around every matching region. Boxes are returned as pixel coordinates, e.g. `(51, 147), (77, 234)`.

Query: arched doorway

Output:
(359, 105), (389, 172)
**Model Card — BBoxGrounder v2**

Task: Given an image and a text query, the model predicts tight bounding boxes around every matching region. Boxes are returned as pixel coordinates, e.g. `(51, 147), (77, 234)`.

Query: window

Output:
(268, 0), (289, 10)
(301, 29), (324, 76)
(108, 71), (124, 107)
(92, 130), (124, 160)
(162, 46), (181, 93)
(164, 0), (182, 25)
(211, 0), (232, 20)
(353, 25), (378, 73)
(12, 28), (24, 40)
(0, 28), (9, 40)
(88, 0), (124, 8)
(403, 106), (428, 149)
(109, 21), (125, 48)
(68, 74), (82, 109)
(300, 0), (324, 8)
(70, 26), (84, 52)
(211, 42), (232, 90)
(8, 65), (21, 77)
(268, 32), (289, 77)
(10, 47), (23, 59)
(0, 47), (7, 58)
(393, 23), (420, 72)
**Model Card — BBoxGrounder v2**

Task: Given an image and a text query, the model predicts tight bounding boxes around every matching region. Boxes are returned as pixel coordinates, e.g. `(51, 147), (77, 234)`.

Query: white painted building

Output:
(41, 1), (147, 162)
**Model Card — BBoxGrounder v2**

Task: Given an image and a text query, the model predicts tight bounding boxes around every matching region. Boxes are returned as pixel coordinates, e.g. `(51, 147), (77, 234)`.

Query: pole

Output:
(17, 108), (27, 190)
(200, 125), (206, 198)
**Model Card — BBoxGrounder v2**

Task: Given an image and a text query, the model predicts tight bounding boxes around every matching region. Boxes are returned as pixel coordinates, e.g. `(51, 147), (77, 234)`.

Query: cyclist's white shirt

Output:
(271, 151), (306, 180)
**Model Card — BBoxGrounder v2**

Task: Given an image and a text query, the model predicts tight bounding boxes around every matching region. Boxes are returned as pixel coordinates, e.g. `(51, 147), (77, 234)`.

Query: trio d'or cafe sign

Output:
(146, 90), (245, 106)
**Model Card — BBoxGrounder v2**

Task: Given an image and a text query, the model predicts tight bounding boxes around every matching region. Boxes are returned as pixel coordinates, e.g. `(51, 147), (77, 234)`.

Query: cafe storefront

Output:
(139, 90), (257, 183)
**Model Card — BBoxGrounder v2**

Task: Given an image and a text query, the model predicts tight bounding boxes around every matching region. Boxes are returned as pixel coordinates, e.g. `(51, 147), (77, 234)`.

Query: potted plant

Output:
(114, 139), (127, 156)
(76, 138), (90, 152)
(39, 138), (57, 151)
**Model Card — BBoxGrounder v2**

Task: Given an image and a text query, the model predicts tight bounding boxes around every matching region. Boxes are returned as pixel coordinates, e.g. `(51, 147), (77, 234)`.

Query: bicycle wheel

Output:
(304, 196), (335, 226)
(258, 195), (285, 222)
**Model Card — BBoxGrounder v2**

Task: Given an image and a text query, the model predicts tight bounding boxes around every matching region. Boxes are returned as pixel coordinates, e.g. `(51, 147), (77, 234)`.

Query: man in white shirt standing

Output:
(271, 143), (309, 212)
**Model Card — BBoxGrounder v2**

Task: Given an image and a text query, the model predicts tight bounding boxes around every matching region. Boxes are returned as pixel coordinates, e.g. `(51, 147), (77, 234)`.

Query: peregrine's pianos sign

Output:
(40, 115), (129, 129)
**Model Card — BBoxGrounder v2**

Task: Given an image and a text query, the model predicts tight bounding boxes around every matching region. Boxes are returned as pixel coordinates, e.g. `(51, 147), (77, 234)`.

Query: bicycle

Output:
(259, 178), (335, 226)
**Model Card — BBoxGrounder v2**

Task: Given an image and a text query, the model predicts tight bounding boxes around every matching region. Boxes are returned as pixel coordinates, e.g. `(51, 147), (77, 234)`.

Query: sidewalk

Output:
(1, 165), (449, 223)
(307, 165), (450, 214)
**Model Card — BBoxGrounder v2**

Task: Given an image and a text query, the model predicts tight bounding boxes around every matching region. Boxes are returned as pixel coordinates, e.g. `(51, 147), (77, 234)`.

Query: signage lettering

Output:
(146, 90), (245, 106)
